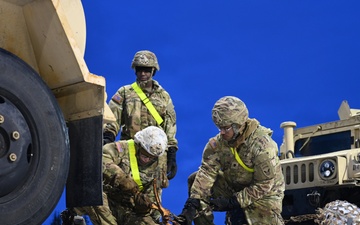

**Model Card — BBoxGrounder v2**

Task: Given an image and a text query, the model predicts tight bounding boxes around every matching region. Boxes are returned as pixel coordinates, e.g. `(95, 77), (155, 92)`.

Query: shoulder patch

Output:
(209, 138), (217, 149)
(116, 142), (123, 153)
(111, 93), (123, 104)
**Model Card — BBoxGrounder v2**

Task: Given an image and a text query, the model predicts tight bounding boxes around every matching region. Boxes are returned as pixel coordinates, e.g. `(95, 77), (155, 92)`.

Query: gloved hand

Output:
(167, 147), (177, 180)
(103, 131), (115, 145)
(60, 208), (76, 225)
(133, 191), (152, 214)
(209, 196), (240, 212)
(176, 198), (200, 225)
(104, 163), (139, 192)
(111, 174), (152, 213)
(60, 209), (86, 225)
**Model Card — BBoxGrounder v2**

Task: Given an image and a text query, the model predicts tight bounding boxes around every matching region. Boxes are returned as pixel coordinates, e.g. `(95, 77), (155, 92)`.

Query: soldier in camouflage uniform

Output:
(103, 50), (178, 181)
(70, 193), (117, 225)
(71, 126), (168, 225)
(177, 96), (285, 225)
(103, 126), (169, 224)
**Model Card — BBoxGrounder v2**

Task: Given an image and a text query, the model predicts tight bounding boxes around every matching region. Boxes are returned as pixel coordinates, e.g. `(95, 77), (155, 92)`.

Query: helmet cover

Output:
(131, 50), (160, 71)
(212, 96), (249, 127)
(134, 126), (167, 157)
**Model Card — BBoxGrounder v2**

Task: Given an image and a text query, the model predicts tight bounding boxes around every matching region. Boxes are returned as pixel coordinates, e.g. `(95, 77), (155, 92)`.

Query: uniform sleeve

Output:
(235, 134), (280, 208)
(103, 87), (125, 136)
(190, 140), (220, 199)
(158, 154), (169, 188)
(102, 142), (125, 184)
(162, 95), (178, 150)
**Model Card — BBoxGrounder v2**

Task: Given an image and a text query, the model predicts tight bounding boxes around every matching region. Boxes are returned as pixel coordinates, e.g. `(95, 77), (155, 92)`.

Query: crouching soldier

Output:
(63, 126), (169, 225)
(177, 96), (285, 225)
(102, 125), (169, 224)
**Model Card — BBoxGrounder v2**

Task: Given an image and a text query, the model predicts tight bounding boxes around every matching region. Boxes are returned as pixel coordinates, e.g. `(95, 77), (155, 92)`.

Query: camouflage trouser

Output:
(73, 192), (117, 225)
(106, 191), (161, 225)
(188, 171), (284, 225)
(122, 212), (160, 225)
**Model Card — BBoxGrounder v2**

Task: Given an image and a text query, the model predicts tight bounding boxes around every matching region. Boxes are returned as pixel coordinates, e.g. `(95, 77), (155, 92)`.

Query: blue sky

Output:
(44, 1), (360, 224)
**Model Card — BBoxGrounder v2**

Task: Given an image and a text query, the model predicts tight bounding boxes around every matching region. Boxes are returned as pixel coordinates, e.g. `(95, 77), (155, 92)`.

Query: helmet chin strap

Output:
(230, 123), (247, 142)
(137, 76), (153, 89)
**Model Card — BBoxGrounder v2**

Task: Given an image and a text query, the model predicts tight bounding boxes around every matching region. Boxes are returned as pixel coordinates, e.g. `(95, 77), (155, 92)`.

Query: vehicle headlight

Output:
(319, 159), (336, 180)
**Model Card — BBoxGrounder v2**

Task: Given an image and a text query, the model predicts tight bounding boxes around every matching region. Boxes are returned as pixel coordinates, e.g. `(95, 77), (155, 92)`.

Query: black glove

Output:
(176, 198), (200, 225)
(60, 208), (76, 225)
(167, 147), (177, 180)
(209, 196), (240, 212)
(103, 131), (115, 145)
(60, 208), (85, 225)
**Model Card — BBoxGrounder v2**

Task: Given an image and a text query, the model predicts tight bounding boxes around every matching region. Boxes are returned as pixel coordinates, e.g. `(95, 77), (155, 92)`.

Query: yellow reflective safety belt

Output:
(131, 82), (163, 125)
(230, 147), (254, 173)
(128, 140), (143, 190)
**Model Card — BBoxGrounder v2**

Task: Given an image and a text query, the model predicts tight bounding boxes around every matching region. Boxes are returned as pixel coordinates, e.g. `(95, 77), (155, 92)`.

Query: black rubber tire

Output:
(0, 48), (70, 225)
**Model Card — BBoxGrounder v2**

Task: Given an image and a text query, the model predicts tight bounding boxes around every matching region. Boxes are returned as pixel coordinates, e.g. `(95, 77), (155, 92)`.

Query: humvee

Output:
(279, 100), (360, 224)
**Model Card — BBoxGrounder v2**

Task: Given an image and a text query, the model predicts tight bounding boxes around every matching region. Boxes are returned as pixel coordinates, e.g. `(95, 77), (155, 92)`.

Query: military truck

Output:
(279, 100), (360, 224)
(0, 1), (115, 224)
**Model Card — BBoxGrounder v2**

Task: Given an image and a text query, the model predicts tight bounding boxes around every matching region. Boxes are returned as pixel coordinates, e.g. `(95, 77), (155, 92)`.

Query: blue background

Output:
(44, 1), (360, 224)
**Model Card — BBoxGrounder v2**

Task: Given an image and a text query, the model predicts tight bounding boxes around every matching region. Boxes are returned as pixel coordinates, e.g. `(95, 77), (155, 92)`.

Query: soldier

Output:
(102, 125), (169, 224)
(68, 126), (169, 225)
(103, 50), (178, 181)
(176, 96), (285, 225)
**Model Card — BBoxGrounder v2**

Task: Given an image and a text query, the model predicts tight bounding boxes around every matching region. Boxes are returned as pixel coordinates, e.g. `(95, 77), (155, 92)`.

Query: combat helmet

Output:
(134, 126), (167, 157)
(131, 50), (160, 71)
(212, 96), (248, 127)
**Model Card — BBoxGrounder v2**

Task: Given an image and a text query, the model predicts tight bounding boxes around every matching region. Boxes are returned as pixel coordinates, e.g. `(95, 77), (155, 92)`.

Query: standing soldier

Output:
(177, 96), (285, 225)
(103, 50), (178, 181)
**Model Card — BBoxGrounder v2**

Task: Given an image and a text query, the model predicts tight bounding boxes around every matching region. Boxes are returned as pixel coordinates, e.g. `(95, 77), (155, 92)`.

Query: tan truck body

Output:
(279, 100), (360, 223)
(0, 1), (115, 224)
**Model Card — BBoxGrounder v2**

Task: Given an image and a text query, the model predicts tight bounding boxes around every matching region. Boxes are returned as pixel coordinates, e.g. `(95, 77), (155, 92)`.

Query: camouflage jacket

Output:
(190, 119), (285, 209)
(104, 80), (178, 149)
(102, 140), (169, 202)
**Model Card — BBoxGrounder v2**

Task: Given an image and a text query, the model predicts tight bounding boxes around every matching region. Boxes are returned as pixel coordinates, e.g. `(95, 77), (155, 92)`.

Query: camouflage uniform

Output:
(73, 192), (117, 225)
(73, 126), (168, 225)
(103, 50), (178, 180)
(104, 80), (177, 148)
(179, 96), (285, 225)
(102, 133), (168, 224)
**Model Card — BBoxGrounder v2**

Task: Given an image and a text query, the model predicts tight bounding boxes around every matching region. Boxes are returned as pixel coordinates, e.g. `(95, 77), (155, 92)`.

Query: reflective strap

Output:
(230, 147), (254, 173)
(131, 82), (163, 125)
(128, 140), (143, 190)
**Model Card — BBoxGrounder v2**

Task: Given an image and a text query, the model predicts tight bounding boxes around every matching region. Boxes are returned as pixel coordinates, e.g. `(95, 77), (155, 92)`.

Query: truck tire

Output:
(0, 48), (70, 225)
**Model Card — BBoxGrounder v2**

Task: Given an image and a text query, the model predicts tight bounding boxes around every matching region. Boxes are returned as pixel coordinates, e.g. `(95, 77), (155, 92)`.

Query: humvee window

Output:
(294, 130), (352, 157)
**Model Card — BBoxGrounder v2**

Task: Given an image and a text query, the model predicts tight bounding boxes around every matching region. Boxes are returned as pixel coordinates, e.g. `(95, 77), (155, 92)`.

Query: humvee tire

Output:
(0, 48), (69, 225)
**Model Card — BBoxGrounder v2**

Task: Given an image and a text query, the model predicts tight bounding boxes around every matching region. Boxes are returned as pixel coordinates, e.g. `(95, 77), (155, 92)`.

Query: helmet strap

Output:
(137, 77), (153, 90)
(229, 123), (247, 143)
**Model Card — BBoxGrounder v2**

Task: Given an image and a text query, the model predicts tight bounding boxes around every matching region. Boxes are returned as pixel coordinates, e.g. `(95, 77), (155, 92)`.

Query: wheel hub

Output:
(0, 96), (32, 197)
(0, 126), (9, 158)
